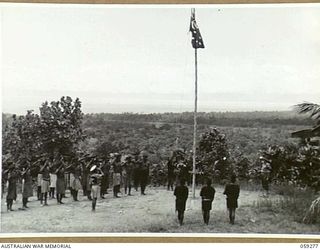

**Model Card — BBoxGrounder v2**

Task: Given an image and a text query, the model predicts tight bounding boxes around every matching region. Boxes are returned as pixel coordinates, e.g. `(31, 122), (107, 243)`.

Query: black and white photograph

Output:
(1, 3), (320, 235)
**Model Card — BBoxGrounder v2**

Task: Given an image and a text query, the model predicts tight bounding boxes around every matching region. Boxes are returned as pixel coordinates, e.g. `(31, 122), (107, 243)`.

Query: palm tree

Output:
(295, 102), (320, 224)
(295, 102), (320, 124)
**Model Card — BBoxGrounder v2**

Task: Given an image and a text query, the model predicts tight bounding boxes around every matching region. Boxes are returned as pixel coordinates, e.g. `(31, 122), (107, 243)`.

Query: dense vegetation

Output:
(2, 101), (314, 185)
(2, 97), (84, 166)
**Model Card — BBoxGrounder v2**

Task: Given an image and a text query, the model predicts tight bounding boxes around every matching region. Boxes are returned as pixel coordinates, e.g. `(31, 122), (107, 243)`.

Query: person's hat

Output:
(90, 165), (97, 172)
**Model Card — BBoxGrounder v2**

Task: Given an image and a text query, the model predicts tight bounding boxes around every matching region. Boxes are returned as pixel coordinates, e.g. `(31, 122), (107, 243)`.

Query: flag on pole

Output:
(189, 9), (205, 49)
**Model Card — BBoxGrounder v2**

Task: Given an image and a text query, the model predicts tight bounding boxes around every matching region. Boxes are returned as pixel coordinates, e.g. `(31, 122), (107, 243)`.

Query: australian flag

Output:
(189, 9), (205, 49)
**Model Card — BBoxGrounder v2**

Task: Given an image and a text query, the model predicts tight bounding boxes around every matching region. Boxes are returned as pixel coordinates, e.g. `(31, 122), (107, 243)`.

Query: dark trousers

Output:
(37, 186), (41, 200)
(133, 172), (140, 191)
(49, 187), (55, 198)
(228, 208), (236, 224)
(125, 184), (132, 195)
(41, 192), (48, 205)
(202, 210), (210, 225)
(22, 197), (29, 208)
(113, 185), (120, 197)
(101, 176), (108, 197)
(71, 189), (79, 201)
(87, 190), (92, 200)
(167, 176), (174, 191)
(57, 193), (64, 204)
(177, 210), (185, 225)
(6, 198), (13, 211)
(82, 184), (87, 196)
(124, 175), (132, 195)
(140, 177), (147, 195)
(92, 198), (97, 211)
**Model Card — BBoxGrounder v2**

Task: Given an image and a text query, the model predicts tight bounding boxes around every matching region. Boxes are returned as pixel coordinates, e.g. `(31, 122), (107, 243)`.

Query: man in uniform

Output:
(49, 165), (57, 199)
(123, 155), (134, 195)
(174, 178), (188, 226)
(56, 159), (66, 204)
(223, 174), (240, 224)
(200, 178), (216, 225)
(5, 162), (18, 211)
(40, 161), (50, 206)
(133, 154), (141, 191)
(260, 157), (271, 197)
(140, 152), (150, 195)
(100, 159), (109, 198)
(70, 160), (82, 201)
(111, 153), (122, 198)
(21, 163), (33, 209)
(90, 165), (104, 211)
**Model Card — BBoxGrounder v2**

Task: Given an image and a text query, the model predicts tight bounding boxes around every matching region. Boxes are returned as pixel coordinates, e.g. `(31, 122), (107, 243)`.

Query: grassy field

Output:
(1, 185), (319, 234)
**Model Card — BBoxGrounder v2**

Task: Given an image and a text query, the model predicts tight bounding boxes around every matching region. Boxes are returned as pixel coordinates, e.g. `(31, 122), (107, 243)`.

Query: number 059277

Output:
(300, 244), (319, 248)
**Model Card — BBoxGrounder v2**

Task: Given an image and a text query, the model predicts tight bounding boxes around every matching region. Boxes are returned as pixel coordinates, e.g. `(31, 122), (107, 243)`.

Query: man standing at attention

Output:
(174, 178), (188, 226)
(140, 153), (150, 195)
(123, 155), (134, 196)
(200, 178), (215, 225)
(40, 161), (50, 206)
(223, 174), (240, 224)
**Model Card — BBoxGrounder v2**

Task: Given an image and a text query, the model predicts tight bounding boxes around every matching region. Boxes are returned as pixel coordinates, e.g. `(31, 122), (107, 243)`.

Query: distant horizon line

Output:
(2, 109), (302, 116)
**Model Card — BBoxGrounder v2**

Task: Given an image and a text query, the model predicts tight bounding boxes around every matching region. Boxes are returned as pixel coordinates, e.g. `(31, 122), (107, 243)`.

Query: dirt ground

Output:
(1, 186), (319, 234)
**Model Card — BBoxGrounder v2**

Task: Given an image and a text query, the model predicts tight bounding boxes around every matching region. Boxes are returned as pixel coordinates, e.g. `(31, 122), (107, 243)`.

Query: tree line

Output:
(2, 96), (319, 191)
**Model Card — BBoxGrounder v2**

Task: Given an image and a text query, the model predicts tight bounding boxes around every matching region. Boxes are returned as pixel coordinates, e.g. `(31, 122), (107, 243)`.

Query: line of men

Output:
(2, 152), (151, 211)
(3, 152), (241, 226)
(174, 175), (240, 226)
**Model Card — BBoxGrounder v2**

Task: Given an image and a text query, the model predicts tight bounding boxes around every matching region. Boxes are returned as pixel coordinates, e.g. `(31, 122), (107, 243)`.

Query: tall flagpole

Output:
(190, 7), (204, 198)
(191, 8), (198, 199)
(192, 47), (198, 199)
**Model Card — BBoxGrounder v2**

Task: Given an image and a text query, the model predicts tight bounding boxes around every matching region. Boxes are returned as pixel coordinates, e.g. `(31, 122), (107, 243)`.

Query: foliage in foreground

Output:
(2, 96), (84, 168)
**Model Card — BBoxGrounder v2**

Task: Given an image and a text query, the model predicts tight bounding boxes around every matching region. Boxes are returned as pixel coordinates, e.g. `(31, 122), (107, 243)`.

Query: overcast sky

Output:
(1, 4), (320, 114)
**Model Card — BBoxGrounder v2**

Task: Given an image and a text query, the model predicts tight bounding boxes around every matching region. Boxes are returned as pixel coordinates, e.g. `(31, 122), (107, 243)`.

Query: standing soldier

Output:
(86, 164), (93, 200)
(133, 154), (140, 191)
(260, 157), (271, 197)
(81, 161), (88, 197)
(174, 178), (188, 226)
(21, 164), (33, 209)
(83, 158), (94, 200)
(40, 161), (50, 206)
(49, 166), (57, 199)
(70, 161), (82, 201)
(111, 153), (122, 198)
(6, 163), (18, 212)
(37, 166), (43, 201)
(90, 165), (104, 211)
(56, 160), (66, 204)
(200, 178), (215, 225)
(140, 152), (150, 195)
(223, 174), (240, 224)
(123, 155), (134, 195)
(100, 159), (108, 199)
